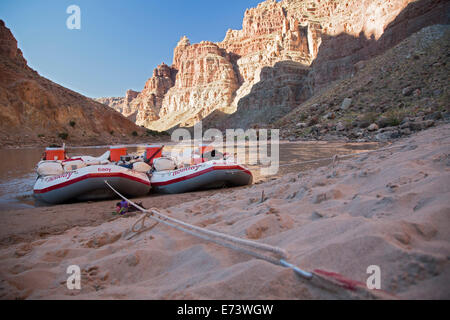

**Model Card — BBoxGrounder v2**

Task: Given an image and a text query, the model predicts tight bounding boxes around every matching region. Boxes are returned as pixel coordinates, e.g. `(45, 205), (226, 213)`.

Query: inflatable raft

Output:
(34, 164), (151, 204)
(151, 159), (253, 194)
(33, 144), (252, 203)
(33, 147), (151, 204)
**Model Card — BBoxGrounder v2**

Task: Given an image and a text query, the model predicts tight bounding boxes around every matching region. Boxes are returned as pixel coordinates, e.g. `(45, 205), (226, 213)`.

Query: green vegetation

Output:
(361, 111), (378, 124)
(298, 113), (308, 122)
(301, 127), (312, 136)
(382, 109), (407, 127)
(58, 132), (69, 140)
(145, 129), (170, 137)
(342, 117), (353, 130)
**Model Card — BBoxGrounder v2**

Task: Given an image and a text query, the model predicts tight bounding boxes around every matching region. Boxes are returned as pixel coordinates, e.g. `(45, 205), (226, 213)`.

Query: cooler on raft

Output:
(110, 146), (127, 162)
(144, 145), (163, 164)
(44, 147), (65, 161)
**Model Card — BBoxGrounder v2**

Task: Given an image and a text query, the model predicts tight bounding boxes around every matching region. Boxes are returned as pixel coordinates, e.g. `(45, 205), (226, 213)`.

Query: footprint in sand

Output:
(388, 252), (443, 291)
(411, 222), (438, 241)
(285, 186), (308, 201)
(42, 248), (70, 263)
(392, 172), (430, 188)
(392, 221), (438, 247)
(245, 214), (294, 239)
(197, 217), (221, 228)
(311, 189), (344, 204)
(78, 265), (110, 293)
(14, 243), (33, 257)
(8, 263), (32, 275)
(83, 232), (122, 249)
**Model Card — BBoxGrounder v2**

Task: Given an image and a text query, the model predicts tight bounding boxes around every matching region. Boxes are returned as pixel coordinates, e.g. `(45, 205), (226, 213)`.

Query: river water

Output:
(0, 141), (380, 210)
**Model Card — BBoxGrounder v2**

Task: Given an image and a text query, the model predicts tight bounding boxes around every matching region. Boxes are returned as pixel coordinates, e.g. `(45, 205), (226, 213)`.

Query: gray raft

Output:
(151, 168), (252, 194)
(34, 176), (150, 204)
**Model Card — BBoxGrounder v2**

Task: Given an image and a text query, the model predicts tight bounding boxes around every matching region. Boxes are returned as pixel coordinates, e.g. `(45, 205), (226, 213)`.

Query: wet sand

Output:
(0, 126), (448, 299)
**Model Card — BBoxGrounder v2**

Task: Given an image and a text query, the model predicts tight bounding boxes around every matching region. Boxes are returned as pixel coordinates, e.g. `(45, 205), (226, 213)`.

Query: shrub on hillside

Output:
(58, 132), (69, 140)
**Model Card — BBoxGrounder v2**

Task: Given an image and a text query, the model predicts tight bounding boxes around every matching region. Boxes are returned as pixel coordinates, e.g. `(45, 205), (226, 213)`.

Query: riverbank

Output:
(0, 124), (448, 299)
(0, 134), (171, 150)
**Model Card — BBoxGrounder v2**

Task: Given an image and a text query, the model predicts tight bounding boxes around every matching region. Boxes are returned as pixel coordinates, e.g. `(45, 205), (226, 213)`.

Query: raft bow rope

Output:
(105, 181), (313, 279)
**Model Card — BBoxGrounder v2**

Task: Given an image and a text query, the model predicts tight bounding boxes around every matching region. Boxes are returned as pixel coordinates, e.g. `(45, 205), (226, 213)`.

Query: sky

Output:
(0, 0), (264, 98)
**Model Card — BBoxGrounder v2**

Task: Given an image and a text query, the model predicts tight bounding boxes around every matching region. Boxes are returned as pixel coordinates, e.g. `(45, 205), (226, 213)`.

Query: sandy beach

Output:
(0, 124), (449, 299)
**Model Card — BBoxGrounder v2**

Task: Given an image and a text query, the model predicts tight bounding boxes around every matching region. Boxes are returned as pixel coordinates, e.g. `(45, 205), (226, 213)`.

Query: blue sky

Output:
(0, 0), (263, 98)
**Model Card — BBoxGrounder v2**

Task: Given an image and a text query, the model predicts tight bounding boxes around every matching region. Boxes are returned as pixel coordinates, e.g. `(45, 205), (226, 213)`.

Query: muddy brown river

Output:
(0, 141), (381, 210)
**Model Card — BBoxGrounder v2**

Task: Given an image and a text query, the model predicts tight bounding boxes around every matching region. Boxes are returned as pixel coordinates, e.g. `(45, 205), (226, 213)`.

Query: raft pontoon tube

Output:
(34, 164), (151, 204)
(150, 159), (252, 194)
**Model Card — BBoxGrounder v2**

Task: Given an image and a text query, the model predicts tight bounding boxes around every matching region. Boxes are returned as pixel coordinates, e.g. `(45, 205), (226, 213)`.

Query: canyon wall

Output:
(0, 20), (146, 146)
(98, 0), (449, 131)
(96, 89), (140, 120)
(146, 38), (239, 130)
(131, 62), (177, 126)
(211, 0), (450, 130)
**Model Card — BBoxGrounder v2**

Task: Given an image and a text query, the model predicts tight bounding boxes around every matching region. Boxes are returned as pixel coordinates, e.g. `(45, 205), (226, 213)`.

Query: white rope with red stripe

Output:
(105, 181), (313, 279)
(107, 181), (287, 257)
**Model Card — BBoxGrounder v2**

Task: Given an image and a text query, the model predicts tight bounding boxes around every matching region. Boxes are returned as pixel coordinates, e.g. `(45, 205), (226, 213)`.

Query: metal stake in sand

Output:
(280, 259), (313, 279)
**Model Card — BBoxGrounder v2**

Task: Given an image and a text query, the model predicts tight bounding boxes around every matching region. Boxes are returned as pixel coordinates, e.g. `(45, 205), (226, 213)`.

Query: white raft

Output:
(34, 164), (151, 204)
(150, 159), (253, 194)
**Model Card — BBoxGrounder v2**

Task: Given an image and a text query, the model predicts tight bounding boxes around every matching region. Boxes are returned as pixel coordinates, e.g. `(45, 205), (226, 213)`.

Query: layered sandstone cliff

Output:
(208, 0), (449, 130)
(98, 0), (449, 131)
(95, 89), (139, 120)
(144, 38), (239, 130)
(132, 62), (177, 127)
(0, 20), (146, 146)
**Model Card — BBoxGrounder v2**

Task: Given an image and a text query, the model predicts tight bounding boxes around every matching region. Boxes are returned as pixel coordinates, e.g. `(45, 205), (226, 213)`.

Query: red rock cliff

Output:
(100, 0), (449, 131)
(0, 20), (145, 146)
(131, 62), (177, 127)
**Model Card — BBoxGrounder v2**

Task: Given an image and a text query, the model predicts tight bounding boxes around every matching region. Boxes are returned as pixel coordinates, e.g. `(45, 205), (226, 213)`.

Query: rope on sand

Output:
(126, 217), (159, 240)
(104, 181), (313, 279)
